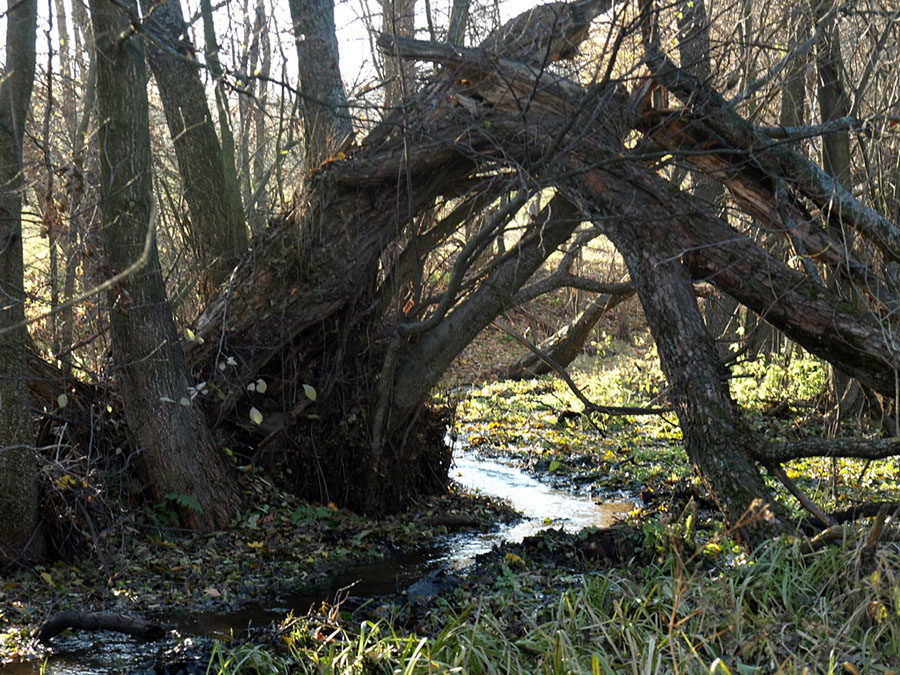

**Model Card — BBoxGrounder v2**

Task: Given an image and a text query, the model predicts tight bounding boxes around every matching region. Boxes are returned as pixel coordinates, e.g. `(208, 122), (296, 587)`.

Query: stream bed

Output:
(10, 452), (635, 674)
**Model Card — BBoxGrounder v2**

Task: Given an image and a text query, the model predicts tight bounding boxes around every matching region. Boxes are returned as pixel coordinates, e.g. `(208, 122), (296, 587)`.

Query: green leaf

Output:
(303, 384), (317, 401)
(57, 393), (68, 409)
(255, 379), (267, 394)
(165, 492), (204, 513)
(249, 407), (263, 425)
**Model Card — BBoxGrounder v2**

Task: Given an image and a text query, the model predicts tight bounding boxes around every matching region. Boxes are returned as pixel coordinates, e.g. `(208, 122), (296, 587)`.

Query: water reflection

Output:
(8, 452), (634, 673)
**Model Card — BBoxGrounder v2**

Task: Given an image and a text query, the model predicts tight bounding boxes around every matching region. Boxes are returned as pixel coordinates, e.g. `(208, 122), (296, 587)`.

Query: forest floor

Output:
(4, 305), (900, 672)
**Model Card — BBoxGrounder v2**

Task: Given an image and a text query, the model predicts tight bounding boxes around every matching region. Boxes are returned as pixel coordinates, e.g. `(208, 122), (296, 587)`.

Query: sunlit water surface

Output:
(7, 452), (634, 674)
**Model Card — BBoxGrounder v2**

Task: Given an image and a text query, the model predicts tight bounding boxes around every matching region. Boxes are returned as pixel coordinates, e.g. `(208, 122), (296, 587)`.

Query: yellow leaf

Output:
(40, 571), (53, 586)
(504, 552), (524, 566)
(249, 407), (263, 425)
(247, 541), (264, 549)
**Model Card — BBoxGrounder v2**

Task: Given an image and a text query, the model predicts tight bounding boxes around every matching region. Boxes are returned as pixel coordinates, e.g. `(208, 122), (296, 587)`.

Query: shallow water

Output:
(7, 452), (634, 674)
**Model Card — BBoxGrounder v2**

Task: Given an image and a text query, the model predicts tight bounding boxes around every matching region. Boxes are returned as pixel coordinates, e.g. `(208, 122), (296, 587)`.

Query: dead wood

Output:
(767, 463), (834, 529)
(830, 502), (900, 524)
(496, 289), (634, 380)
(640, 36), (900, 264)
(756, 438), (900, 463)
(34, 610), (166, 641)
(491, 319), (670, 419)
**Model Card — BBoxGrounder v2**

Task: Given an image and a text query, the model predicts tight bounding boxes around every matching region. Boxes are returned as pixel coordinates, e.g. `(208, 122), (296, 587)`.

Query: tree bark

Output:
(0, 0), (43, 566)
(89, 0), (240, 530)
(141, 0), (247, 298)
(380, 0), (417, 107)
(287, 0), (352, 170)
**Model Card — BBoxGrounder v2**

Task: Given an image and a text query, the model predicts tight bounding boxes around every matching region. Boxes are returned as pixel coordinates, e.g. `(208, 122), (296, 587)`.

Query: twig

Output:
(767, 463), (834, 528)
(491, 319), (671, 417)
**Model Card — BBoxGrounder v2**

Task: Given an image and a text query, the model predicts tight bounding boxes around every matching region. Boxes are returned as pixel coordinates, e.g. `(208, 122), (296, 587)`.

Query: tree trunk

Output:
(287, 0), (352, 170)
(0, 0), (43, 566)
(674, 0), (735, 356)
(142, 0), (247, 298)
(380, 0), (417, 107)
(499, 289), (633, 380)
(599, 208), (785, 543)
(198, 0), (244, 249)
(89, 0), (240, 530)
(447, 0), (470, 45)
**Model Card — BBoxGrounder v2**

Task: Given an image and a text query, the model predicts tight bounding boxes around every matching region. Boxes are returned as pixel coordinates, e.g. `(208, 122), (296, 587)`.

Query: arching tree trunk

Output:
(0, 0), (43, 566)
(89, 0), (240, 530)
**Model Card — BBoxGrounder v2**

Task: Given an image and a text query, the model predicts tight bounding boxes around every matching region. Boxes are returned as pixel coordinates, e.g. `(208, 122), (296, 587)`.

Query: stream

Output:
(8, 452), (635, 674)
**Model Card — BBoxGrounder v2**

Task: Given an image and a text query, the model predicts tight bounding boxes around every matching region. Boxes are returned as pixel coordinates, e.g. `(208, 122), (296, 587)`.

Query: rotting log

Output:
(34, 611), (166, 641)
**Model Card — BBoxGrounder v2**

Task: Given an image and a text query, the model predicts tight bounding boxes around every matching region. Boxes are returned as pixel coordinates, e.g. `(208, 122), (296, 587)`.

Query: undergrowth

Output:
(203, 340), (900, 673)
(206, 536), (900, 672)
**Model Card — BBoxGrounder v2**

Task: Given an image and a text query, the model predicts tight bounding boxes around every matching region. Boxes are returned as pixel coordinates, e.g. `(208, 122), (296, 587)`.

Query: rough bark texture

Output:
(599, 207), (785, 542)
(288, 0), (352, 169)
(0, 0), (43, 566)
(89, 0), (239, 529)
(141, 0), (247, 297)
(380, 0), (417, 107)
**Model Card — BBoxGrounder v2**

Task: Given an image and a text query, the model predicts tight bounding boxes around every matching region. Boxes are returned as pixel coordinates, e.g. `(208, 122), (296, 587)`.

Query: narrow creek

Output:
(10, 452), (635, 674)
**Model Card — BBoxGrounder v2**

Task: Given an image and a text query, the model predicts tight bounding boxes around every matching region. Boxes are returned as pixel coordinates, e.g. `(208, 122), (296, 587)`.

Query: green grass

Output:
(203, 342), (900, 673)
(206, 537), (900, 672)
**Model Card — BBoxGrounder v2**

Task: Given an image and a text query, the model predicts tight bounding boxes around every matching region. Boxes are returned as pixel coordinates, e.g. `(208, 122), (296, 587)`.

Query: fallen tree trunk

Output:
(34, 611), (166, 641)
(497, 288), (634, 380)
(179, 20), (900, 530)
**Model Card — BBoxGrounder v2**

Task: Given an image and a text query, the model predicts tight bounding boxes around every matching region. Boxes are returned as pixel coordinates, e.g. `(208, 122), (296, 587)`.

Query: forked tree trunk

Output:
(89, 0), (240, 530)
(142, 0), (248, 298)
